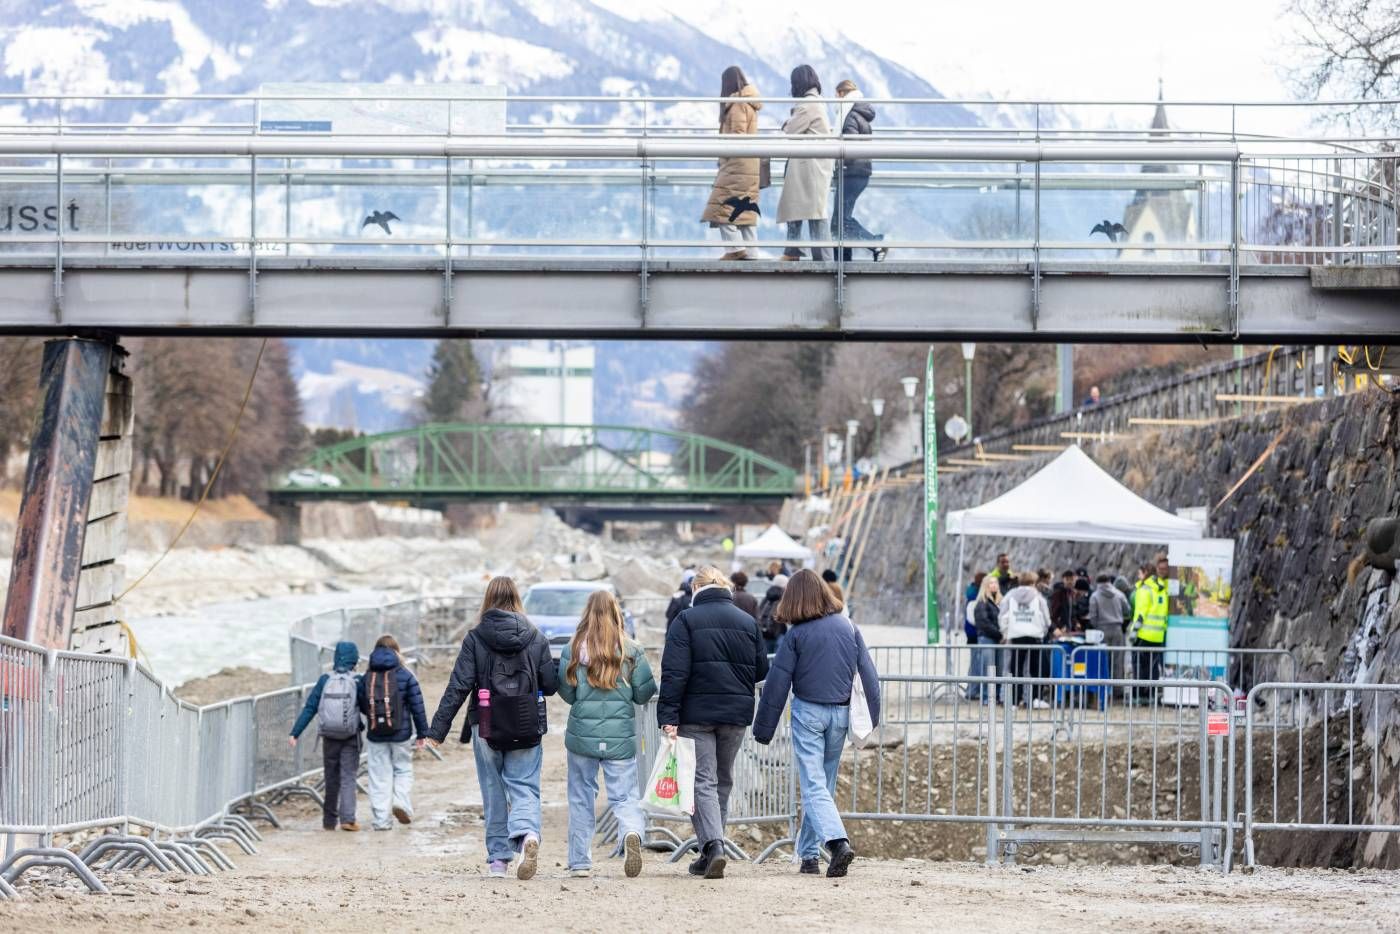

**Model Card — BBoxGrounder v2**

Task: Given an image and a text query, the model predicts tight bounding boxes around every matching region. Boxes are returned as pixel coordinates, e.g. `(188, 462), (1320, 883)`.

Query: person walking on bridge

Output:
(289, 640), (363, 831)
(358, 635), (429, 832)
(754, 569), (879, 877)
(778, 64), (834, 261)
(425, 576), (558, 880)
(558, 590), (656, 879)
(703, 65), (763, 260)
(659, 565), (769, 879)
(832, 79), (885, 261)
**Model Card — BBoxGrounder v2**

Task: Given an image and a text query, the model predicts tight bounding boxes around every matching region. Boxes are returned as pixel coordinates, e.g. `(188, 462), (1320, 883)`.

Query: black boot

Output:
(696, 840), (726, 879)
(799, 857), (820, 875)
(825, 838), (855, 878)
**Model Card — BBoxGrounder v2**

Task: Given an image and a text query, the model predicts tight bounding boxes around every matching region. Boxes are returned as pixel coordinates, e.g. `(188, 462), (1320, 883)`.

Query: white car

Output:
(523, 581), (637, 658)
(285, 468), (343, 489)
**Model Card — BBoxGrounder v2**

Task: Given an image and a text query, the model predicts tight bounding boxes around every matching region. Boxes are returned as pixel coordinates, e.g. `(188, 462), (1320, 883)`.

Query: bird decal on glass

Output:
(1090, 220), (1128, 242)
(362, 210), (401, 235)
(721, 196), (761, 224)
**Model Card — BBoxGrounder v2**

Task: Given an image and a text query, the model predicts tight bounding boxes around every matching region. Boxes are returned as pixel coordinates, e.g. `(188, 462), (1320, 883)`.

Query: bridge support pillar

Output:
(1, 339), (124, 649)
(266, 501), (303, 545)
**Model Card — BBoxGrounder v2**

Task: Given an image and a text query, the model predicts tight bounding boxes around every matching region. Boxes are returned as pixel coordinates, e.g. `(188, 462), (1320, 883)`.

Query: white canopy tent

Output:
(734, 524), (813, 561)
(947, 446), (1203, 545)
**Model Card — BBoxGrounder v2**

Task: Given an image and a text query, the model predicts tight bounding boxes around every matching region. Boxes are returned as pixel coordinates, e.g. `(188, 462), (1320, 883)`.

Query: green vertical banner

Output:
(924, 347), (939, 645)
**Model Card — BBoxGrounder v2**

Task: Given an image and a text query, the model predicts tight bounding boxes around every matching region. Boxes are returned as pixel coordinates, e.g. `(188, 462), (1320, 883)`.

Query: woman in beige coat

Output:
(778, 64), (833, 261)
(701, 66), (762, 260)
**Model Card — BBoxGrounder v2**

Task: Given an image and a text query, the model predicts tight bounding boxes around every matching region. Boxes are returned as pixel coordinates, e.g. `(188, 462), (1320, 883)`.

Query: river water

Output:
(127, 589), (401, 686)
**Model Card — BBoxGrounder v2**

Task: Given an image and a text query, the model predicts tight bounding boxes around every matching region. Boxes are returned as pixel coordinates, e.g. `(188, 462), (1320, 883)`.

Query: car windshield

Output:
(524, 589), (595, 617)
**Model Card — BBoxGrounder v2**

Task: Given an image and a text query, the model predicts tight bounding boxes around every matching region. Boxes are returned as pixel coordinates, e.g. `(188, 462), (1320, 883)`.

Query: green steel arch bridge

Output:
(269, 422), (797, 505)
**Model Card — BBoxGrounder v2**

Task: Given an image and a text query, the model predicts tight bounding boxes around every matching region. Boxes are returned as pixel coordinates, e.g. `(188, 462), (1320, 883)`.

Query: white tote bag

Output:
(642, 736), (697, 817)
(846, 618), (874, 743)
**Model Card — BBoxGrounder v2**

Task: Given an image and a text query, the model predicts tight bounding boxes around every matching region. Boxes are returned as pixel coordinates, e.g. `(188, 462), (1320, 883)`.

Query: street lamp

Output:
(870, 397), (885, 464)
(960, 343), (977, 439)
(845, 418), (859, 489)
(900, 376), (919, 456)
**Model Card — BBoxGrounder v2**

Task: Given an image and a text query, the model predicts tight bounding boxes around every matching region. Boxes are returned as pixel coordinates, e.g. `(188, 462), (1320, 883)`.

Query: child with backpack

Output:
(289, 640), (363, 831)
(557, 590), (656, 879)
(425, 577), (557, 880)
(358, 634), (430, 831)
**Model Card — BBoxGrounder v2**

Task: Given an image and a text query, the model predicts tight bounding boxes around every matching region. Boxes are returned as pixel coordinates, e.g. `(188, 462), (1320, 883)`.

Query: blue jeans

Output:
(791, 696), (849, 860)
(566, 752), (644, 871)
(967, 636), (1003, 702)
(472, 726), (543, 863)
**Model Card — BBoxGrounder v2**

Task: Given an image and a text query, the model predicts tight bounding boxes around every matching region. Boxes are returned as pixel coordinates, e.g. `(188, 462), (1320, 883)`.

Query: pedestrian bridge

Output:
(270, 422), (797, 503)
(0, 92), (1396, 340)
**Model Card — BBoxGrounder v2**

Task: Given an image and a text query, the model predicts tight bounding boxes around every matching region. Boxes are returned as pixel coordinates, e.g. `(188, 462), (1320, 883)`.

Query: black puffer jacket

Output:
(973, 598), (1002, 641)
(427, 608), (558, 743)
(840, 100), (876, 177)
(658, 587), (769, 727)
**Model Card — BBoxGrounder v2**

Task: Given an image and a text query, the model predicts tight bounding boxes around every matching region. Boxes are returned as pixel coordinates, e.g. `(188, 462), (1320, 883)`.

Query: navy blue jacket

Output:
(290, 641), (360, 739)
(358, 646), (429, 744)
(659, 587), (769, 728)
(753, 613), (881, 744)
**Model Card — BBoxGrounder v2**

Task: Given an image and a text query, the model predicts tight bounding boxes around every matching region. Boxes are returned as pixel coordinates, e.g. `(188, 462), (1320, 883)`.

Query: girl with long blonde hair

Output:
(557, 589), (657, 879)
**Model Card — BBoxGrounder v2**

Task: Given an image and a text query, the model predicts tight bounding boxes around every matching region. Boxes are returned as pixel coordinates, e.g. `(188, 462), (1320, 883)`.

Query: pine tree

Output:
(422, 340), (483, 423)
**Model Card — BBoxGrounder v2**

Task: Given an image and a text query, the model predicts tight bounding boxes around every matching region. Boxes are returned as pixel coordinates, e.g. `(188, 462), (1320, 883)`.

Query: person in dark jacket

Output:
(289, 640), (363, 831)
(659, 565), (769, 879)
(756, 573), (788, 654)
(426, 576), (558, 880)
(1071, 577), (1093, 631)
(665, 570), (695, 629)
(754, 569), (879, 878)
(1047, 570), (1076, 635)
(731, 570), (759, 620)
(833, 79), (885, 262)
(965, 575), (1004, 703)
(357, 635), (429, 831)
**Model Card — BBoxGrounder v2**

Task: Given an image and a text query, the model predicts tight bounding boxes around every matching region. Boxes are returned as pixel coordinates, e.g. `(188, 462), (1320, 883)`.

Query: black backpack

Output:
(365, 667), (406, 739)
(479, 648), (545, 752)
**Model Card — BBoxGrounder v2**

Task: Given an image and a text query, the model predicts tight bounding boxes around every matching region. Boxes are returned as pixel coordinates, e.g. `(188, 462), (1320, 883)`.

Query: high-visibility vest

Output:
(1134, 576), (1169, 644)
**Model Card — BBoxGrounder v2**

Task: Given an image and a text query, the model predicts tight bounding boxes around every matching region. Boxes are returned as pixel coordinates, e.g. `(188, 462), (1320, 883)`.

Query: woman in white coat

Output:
(777, 64), (834, 261)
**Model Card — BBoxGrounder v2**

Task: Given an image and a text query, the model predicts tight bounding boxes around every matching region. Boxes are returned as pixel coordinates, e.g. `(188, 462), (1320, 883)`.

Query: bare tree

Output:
(1286, 0), (1400, 128)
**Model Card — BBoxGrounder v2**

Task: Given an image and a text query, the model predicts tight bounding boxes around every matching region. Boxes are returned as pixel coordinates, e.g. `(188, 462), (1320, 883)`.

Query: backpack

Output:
(758, 597), (784, 640)
(365, 667), (406, 740)
(316, 671), (359, 740)
(480, 648), (545, 752)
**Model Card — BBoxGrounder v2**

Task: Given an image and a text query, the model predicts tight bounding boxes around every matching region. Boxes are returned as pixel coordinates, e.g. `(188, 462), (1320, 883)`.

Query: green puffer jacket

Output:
(557, 641), (657, 760)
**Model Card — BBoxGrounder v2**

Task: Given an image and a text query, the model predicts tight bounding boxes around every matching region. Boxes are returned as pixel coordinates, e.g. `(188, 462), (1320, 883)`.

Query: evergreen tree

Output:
(422, 340), (483, 423)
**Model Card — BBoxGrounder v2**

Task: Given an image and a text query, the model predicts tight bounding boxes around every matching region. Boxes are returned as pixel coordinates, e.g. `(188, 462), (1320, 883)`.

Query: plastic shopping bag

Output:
(642, 736), (696, 817)
(848, 671), (874, 744)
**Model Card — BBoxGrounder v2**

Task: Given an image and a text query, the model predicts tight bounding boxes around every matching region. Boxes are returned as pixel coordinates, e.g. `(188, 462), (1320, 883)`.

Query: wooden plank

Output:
(974, 453), (1029, 462)
(1012, 444), (1067, 452)
(69, 622), (127, 657)
(839, 472), (880, 586)
(72, 603), (118, 631)
(1128, 417), (1218, 427)
(1060, 431), (1135, 441)
(81, 512), (129, 566)
(93, 436), (133, 481)
(1214, 394), (1310, 404)
(87, 475), (130, 522)
(99, 379), (135, 438)
(844, 469), (889, 600)
(945, 458), (993, 467)
(76, 562), (123, 611)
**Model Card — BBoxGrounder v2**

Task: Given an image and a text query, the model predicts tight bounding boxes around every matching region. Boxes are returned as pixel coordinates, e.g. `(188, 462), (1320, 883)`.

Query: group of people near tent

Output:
(962, 552), (1172, 705)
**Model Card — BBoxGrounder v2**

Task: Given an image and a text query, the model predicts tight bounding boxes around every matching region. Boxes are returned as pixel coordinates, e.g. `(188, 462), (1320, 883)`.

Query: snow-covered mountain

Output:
(0, 1), (1122, 433)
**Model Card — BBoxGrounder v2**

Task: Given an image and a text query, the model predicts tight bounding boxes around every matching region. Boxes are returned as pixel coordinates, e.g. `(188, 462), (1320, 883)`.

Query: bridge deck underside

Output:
(0, 259), (1393, 341)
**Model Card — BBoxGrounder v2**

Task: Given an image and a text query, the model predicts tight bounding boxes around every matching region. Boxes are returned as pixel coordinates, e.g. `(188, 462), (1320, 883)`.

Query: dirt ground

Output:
(6, 678), (1400, 933)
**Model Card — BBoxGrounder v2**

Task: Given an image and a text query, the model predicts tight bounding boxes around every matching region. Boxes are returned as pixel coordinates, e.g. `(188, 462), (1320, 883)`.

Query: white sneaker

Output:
(1032, 699), (1050, 710)
(570, 868), (592, 879)
(623, 831), (643, 878)
(517, 835), (540, 880)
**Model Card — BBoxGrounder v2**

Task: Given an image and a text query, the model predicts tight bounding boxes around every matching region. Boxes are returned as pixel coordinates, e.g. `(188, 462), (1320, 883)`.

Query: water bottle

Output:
(477, 688), (491, 740)
(536, 689), (547, 736)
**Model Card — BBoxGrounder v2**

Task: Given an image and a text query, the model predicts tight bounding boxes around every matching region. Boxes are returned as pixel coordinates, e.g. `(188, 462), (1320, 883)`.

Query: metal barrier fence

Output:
(1243, 682), (1400, 867)
(1, 633), (326, 897)
(288, 595), (477, 684)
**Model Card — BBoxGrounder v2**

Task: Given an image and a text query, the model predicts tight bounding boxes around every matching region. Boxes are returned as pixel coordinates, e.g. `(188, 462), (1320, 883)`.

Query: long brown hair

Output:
(566, 590), (627, 690)
(720, 65), (748, 126)
(374, 634), (404, 665)
(480, 576), (524, 619)
(775, 568), (844, 624)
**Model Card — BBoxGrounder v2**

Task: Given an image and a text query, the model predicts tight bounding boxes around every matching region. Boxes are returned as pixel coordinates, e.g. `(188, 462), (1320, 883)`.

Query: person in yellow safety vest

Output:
(1130, 554), (1171, 699)
(988, 552), (1016, 598)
